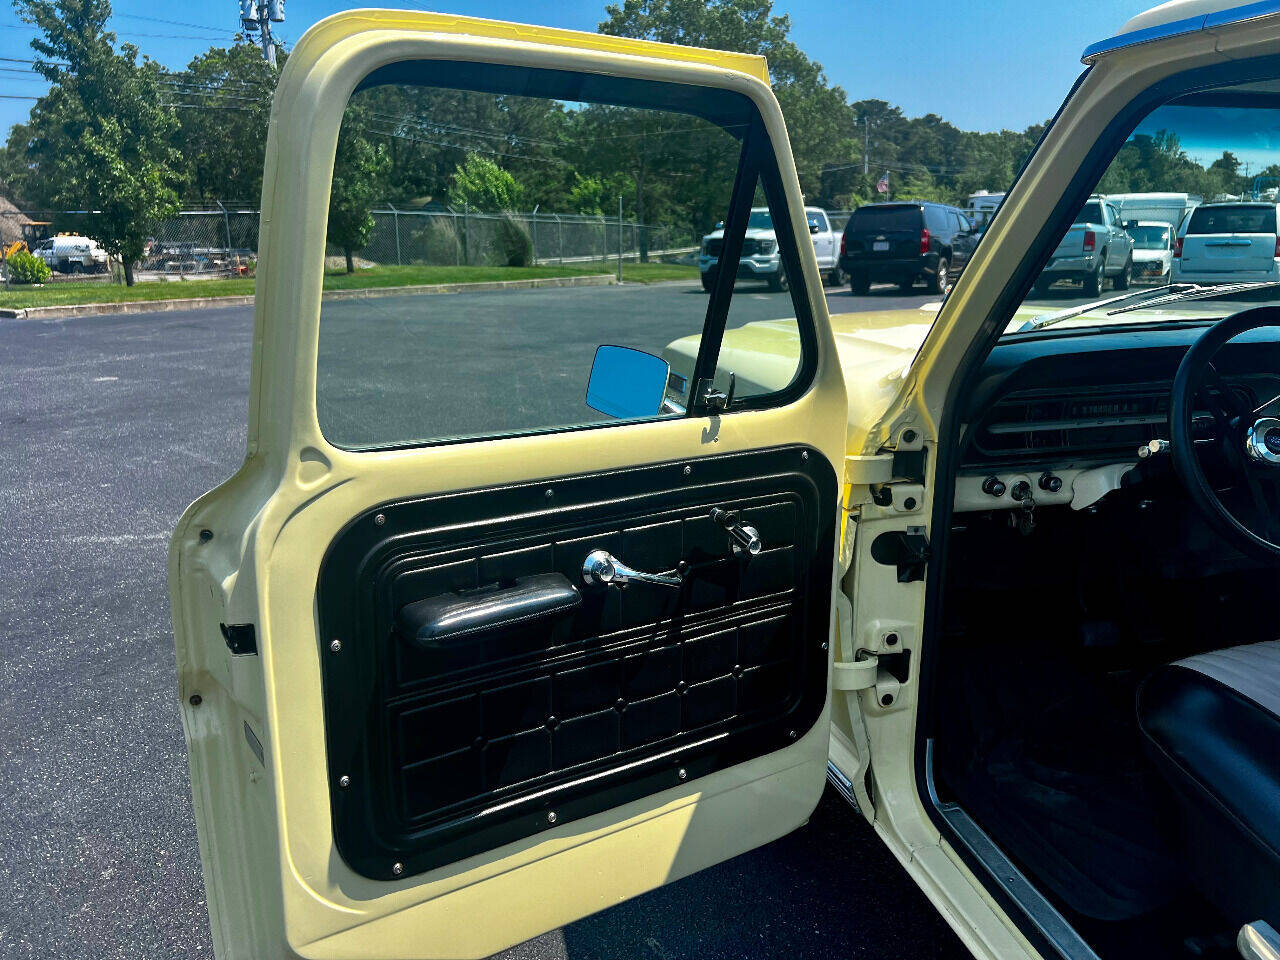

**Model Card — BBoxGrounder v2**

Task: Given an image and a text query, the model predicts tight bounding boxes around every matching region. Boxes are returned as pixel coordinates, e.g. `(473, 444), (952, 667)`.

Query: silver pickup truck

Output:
(1035, 196), (1134, 295)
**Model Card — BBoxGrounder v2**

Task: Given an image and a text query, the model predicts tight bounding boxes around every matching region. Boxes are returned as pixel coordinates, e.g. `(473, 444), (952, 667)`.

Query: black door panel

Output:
(317, 446), (837, 880)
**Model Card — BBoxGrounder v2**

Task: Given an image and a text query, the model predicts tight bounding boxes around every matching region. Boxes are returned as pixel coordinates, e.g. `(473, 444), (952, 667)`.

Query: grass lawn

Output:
(0, 261), (698, 309)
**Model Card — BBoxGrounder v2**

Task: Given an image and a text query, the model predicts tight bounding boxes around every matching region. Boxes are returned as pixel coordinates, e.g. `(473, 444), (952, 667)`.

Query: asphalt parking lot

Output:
(0, 279), (973, 960)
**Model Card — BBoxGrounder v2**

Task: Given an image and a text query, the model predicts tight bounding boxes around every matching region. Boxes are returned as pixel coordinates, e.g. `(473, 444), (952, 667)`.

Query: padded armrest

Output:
(396, 573), (582, 649)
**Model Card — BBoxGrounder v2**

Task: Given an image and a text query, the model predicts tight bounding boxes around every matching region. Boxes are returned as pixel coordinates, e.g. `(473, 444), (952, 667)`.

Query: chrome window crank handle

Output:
(582, 549), (683, 588)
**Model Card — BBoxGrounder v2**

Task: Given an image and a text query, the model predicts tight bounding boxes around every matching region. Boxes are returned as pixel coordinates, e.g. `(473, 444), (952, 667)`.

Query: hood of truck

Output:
(662, 299), (1231, 444)
(702, 226), (778, 243)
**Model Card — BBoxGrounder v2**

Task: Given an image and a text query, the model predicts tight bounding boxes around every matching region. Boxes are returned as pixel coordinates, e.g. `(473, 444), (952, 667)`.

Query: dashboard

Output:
(954, 321), (1280, 514)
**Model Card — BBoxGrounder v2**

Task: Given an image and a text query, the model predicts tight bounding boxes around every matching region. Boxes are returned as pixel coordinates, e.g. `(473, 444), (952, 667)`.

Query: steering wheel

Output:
(1171, 305), (1280, 563)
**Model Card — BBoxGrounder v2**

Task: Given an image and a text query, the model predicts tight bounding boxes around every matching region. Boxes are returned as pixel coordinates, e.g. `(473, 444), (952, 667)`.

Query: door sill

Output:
(925, 740), (1101, 960)
(826, 760), (858, 812)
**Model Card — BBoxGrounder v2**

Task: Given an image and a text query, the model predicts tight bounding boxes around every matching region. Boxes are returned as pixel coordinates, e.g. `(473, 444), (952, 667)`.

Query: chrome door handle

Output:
(582, 549), (682, 588)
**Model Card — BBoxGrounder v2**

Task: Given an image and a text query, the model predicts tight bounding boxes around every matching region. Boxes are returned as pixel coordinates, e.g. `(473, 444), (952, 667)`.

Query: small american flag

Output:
(875, 172), (890, 194)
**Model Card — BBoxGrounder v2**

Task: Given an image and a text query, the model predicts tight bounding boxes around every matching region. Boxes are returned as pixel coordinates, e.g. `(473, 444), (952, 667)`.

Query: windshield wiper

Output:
(1105, 279), (1280, 315)
(1015, 283), (1194, 333)
(1014, 281), (1280, 333)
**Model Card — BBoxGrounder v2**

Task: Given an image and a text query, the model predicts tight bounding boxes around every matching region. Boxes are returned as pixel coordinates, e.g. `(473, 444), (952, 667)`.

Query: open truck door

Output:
(169, 10), (847, 958)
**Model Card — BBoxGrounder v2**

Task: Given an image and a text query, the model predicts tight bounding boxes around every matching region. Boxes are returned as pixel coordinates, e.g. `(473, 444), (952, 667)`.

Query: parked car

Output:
(1035, 195), (1134, 294)
(699, 206), (843, 292)
(1172, 201), (1280, 283)
(31, 235), (109, 273)
(839, 201), (976, 294)
(1129, 220), (1174, 281)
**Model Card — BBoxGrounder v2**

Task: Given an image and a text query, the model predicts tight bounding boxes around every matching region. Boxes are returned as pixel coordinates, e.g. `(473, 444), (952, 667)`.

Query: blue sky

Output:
(1, 0), (1148, 138)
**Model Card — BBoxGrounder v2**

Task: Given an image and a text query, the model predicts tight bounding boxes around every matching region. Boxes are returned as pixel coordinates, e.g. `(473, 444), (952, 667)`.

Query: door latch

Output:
(869, 526), (930, 582)
(220, 622), (257, 656)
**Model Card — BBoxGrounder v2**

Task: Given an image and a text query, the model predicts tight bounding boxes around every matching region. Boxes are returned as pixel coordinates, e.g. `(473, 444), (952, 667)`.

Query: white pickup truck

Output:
(698, 206), (844, 292)
(1036, 195), (1134, 295)
(32, 235), (109, 274)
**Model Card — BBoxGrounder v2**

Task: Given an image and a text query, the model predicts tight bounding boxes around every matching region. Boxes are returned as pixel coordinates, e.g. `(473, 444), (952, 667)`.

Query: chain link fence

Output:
(12, 205), (698, 280)
(352, 207), (695, 269)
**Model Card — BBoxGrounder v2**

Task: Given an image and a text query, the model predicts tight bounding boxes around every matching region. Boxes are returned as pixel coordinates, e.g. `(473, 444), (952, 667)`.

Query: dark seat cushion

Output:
(1138, 642), (1280, 928)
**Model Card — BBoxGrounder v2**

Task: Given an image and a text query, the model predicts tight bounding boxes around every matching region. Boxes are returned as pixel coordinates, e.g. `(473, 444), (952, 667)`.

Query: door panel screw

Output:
(338, 775), (350, 788)
(801, 450), (809, 460)
(374, 513), (386, 526)
(820, 641), (829, 651)
(545, 488), (554, 498)
(682, 465), (692, 476)
(198, 529), (213, 542)
(788, 729), (797, 739)
(903, 429), (918, 444)
(391, 862), (403, 876)
(546, 811), (558, 824)
(678, 768), (688, 780)
(881, 693), (895, 707)
(885, 633), (899, 646)
(188, 694), (202, 706)
(329, 639), (342, 653)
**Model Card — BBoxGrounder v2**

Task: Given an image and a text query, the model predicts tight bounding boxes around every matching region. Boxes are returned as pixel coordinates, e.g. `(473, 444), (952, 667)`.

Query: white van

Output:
(1172, 201), (1280, 283)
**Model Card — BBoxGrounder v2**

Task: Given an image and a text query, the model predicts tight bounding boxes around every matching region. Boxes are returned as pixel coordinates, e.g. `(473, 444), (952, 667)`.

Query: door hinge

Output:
(869, 526), (931, 583)
(891, 447), (927, 483)
(220, 622), (258, 656)
(833, 653), (879, 691)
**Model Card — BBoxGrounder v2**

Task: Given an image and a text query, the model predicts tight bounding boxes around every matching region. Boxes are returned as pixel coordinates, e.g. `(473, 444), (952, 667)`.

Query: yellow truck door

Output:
(169, 11), (847, 958)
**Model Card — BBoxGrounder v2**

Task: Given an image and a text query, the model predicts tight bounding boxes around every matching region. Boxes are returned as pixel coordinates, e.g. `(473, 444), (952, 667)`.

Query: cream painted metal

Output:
(168, 10), (848, 960)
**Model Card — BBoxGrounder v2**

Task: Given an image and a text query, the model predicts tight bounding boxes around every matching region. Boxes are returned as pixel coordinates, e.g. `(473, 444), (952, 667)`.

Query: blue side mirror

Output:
(586, 345), (670, 420)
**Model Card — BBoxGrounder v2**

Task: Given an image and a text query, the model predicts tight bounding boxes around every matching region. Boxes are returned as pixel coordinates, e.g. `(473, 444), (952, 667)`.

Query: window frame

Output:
(316, 60), (821, 453)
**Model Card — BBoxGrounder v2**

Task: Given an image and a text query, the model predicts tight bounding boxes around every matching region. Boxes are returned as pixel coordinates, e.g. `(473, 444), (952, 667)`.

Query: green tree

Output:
(0, 122), (33, 199)
(446, 153), (524, 210)
(327, 117), (390, 273)
(599, 0), (856, 206)
(170, 44), (280, 203)
(16, 0), (182, 285)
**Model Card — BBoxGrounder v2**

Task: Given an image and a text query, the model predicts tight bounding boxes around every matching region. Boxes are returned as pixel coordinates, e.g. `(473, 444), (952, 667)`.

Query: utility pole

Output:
(240, 0), (285, 67)
(856, 116), (873, 176)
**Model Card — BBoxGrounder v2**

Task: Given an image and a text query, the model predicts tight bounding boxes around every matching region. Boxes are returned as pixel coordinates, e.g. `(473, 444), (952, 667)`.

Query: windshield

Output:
(747, 211), (773, 229)
(1005, 83), (1280, 336)
(1130, 225), (1171, 249)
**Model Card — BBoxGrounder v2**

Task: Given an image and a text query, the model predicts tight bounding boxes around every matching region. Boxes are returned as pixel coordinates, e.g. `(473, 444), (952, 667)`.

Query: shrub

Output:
(4, 248), (51, 284)
(408, 217), (462, 265)
(496, 213), (533, 267)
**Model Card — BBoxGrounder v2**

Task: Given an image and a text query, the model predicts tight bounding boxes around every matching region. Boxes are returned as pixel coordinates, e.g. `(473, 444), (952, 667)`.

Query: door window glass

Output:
(314, 63), (814, 450)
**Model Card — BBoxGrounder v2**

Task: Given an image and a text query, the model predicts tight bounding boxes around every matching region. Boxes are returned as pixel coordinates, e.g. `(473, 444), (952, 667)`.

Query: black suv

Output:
(839, 201), (976, 294)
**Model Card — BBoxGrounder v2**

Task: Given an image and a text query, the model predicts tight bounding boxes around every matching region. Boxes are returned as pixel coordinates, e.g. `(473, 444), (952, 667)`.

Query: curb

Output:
(0, 273), (617, 321)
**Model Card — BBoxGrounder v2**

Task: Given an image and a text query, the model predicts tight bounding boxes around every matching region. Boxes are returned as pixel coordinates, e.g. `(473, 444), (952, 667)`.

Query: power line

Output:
(113, 13), (230, 36)
(2, 22), (235, 40)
